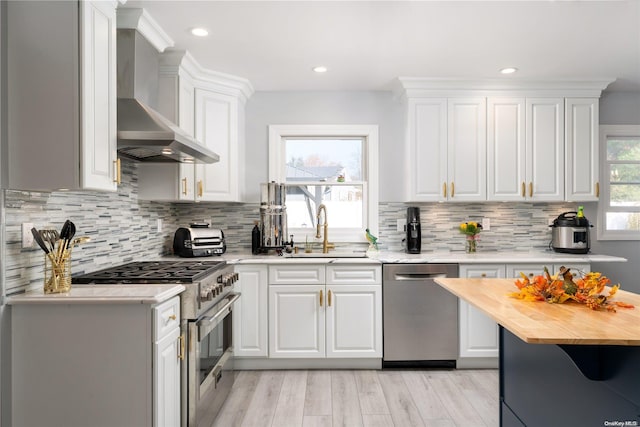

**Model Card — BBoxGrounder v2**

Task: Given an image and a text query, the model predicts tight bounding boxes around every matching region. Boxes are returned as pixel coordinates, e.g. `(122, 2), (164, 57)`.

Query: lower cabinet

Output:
(233, 264), (269, 357)
(459, 264), (504, 359)
(11, 296), (182, 427)
(268, 264), (382, 359)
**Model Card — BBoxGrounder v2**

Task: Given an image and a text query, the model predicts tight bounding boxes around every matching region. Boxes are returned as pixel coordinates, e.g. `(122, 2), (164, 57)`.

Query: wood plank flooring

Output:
(213, 369), (499, 427)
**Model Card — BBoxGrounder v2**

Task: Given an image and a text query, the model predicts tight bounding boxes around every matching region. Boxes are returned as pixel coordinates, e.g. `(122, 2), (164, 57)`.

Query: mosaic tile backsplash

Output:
(3, 162), (580, 294)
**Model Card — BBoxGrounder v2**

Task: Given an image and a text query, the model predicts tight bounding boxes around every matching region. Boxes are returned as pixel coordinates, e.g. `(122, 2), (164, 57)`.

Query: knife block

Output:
(44, 250), (71, 294)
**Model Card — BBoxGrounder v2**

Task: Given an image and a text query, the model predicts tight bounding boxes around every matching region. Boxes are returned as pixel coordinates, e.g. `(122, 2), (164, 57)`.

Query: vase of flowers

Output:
(459, 221), (482, 253)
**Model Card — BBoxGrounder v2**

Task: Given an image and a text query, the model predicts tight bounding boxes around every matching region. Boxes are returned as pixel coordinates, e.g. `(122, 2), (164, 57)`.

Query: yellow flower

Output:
(459, 223), (467, 232)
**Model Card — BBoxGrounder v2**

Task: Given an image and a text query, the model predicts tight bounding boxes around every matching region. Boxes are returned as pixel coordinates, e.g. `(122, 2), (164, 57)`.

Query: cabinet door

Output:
(458, 264), (502, 358)
(565, 98), (599, 201)
(234, 265), (269, 357)
(195, 89), (240, 202)
(80, 0), (117, 191)
(526, 98), (564, 201)
(269, 285), (325, 358)
(153, 327), (181, 427)
(326, 285), (382, 358)
(487, 98), (527, 201)
(553, 263), (590, 276)
(506, 263), (553, 279)
(406, 98), (448, 202)
(448, 98), (487, 201)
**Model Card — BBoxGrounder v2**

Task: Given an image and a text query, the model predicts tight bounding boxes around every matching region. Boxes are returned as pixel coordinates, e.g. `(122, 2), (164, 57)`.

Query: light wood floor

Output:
(213, 369), (499, 427)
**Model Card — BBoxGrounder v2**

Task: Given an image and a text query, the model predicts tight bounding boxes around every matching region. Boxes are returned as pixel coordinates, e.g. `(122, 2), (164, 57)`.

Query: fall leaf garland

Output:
(509, 267), (635, 312)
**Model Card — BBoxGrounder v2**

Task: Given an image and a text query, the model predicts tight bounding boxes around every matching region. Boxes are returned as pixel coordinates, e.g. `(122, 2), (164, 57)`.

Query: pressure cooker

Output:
(549, 211), (591, 254)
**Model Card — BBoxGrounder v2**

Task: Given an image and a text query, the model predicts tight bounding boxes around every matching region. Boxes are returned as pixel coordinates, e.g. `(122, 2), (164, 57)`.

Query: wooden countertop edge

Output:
(435, 278), (640, 346)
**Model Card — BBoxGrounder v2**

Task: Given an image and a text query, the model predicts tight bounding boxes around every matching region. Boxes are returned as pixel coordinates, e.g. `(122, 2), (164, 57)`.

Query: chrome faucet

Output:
(315, 204), (334, 254)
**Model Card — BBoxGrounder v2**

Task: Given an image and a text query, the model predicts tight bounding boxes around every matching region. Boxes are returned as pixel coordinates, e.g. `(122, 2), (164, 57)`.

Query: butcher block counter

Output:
(435, 277), (640, 427)
(435, 278), (640, 345)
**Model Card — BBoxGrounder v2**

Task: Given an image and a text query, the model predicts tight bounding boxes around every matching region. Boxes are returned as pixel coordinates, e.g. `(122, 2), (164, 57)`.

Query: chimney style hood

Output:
(117, 29), (219, 163)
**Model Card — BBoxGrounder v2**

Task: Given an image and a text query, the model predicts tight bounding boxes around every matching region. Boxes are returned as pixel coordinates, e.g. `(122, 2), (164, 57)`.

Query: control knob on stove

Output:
(200, 287), (213, 301)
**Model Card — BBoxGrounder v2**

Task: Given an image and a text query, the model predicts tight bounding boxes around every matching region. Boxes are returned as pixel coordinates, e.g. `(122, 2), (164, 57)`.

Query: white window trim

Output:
(268, 124), (379, 243)
(597, 124), (640, 241)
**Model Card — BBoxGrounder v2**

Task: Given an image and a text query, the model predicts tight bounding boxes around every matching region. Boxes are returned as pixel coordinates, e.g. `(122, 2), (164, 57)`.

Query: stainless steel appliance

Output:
(550, 211), (591, 254)
(174, 223), (227, 257)
(256, 182), (293, 254)
(405, 207), (421, 254)
(382, 263), (458, 368)
(72, 260), (239, 427)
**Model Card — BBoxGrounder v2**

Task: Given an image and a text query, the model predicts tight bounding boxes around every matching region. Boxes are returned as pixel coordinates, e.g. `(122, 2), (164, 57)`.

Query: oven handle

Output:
(197, 293), (241, 337)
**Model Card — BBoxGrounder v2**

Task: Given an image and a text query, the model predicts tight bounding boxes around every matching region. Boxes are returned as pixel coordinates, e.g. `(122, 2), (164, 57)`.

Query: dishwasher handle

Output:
(393, 273), (448, 280)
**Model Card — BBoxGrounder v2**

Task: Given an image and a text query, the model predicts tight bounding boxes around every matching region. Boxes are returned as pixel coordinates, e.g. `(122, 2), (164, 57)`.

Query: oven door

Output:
(187, 292), (240, 427)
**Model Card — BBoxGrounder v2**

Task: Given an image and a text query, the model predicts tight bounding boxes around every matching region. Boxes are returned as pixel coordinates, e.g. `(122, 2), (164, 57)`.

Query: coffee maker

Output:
(406, 207), (421, 253)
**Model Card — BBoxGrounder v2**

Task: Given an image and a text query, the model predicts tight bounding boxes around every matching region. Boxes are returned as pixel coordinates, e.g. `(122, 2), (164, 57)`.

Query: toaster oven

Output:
(173, 224), (226, 257)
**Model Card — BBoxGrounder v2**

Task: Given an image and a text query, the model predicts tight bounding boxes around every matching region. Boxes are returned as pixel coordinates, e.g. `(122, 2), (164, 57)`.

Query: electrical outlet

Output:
(482, 217), (490, 231)
(22, 223), (34, 248)
(397, 219), (406, 232)
(156, 218), (163, 232)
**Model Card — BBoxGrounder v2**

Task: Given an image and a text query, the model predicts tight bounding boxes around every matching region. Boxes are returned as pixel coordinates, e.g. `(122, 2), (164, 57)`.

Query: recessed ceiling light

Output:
(191, 28), (209, 37)
(500, 67), (518, 75)
(312, 66), (328, 73)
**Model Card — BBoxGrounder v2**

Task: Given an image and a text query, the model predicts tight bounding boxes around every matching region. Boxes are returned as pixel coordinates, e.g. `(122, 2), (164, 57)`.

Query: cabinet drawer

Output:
(269, 265), (325, 285)
(154, 297), (180, 341)
(326, 265), (381, 285)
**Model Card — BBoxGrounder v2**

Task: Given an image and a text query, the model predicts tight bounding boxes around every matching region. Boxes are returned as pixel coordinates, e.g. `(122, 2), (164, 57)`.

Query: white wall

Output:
(245, 91), (405, 202)
(599, 91), (640, 125)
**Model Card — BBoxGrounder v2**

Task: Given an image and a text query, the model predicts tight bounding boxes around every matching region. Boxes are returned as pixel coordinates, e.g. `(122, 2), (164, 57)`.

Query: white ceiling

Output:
(123, 1), (640, 93)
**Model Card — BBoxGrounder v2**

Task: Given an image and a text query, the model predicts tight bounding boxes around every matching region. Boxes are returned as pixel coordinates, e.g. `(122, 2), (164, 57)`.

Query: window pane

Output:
(610, 184), (640, 206)
(286, 184), (363, 229)
(610, 164), (640, 183)
(606, 212), (640, 231)
(285, 138), (363, 181)
(607, 138), (640, 161)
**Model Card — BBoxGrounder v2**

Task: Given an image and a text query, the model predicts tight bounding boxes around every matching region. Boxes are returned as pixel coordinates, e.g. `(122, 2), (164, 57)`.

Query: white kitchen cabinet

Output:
(447, 98), (487, 201)
(11, 295), (182, 427)
(268, 264), (382, 359)
(195, 88), (244, 201)
(234, 264), (269, 357)
(565, 98), (600, 201)
(526, 98), (565, 201)
(458, 264), (503, 359)
(487, 97), (564, 201)
(7, 0), (118, 191)
(405, 97), (486, 202)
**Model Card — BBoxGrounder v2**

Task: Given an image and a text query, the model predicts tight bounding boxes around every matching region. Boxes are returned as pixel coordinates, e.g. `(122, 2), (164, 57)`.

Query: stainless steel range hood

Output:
(117, 29), (219, 163)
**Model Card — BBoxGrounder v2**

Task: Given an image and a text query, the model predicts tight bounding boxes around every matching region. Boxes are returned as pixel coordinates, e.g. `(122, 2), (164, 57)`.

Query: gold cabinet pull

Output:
(182, 177), (188, 195)
(529, 182), (533, 198)
(450, 182), (455, 198)
(595, 182), (600, 197)
(319, 290), (323, 307)
(197, 180), (203, 197)
(168, 314), (177, 321)
(113, 158), (121, 185)
(481, 273), (487, 278)
(178, 334), (185, 360)
(443, 182), (447, 198)
(521, 182), (526, 198)
(328, 290), (332, 307)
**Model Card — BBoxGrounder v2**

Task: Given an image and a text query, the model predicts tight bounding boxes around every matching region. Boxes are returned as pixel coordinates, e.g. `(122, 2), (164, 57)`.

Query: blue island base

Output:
(500, 327), (640, 427)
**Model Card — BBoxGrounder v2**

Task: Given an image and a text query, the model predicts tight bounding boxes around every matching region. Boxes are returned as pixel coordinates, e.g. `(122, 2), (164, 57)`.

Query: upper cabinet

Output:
(6, 1), (118, 191)
(399, 79), (612, 203)
(565, 98), (599, 201)
(405, 97), (486, 202)
(138, 51), (253, 202)
(487, 97), (564, 201)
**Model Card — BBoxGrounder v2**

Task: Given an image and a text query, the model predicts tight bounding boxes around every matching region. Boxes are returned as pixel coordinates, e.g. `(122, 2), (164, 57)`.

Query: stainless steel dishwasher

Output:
(383, 263), (459, 368)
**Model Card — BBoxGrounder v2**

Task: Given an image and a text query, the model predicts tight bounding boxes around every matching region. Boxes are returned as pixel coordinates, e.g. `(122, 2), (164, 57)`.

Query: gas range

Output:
(72, 260), (238, 319)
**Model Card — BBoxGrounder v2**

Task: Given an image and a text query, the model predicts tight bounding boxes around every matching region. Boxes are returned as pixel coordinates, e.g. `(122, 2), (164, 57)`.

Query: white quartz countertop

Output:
(212, 250), (626, 265)
(7, 284), (185, 305)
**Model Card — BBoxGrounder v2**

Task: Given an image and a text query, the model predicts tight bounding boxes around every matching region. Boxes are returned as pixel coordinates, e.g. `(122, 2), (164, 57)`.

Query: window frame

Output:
(268, 124), (379, 243)
(597, 124), (640, 241)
